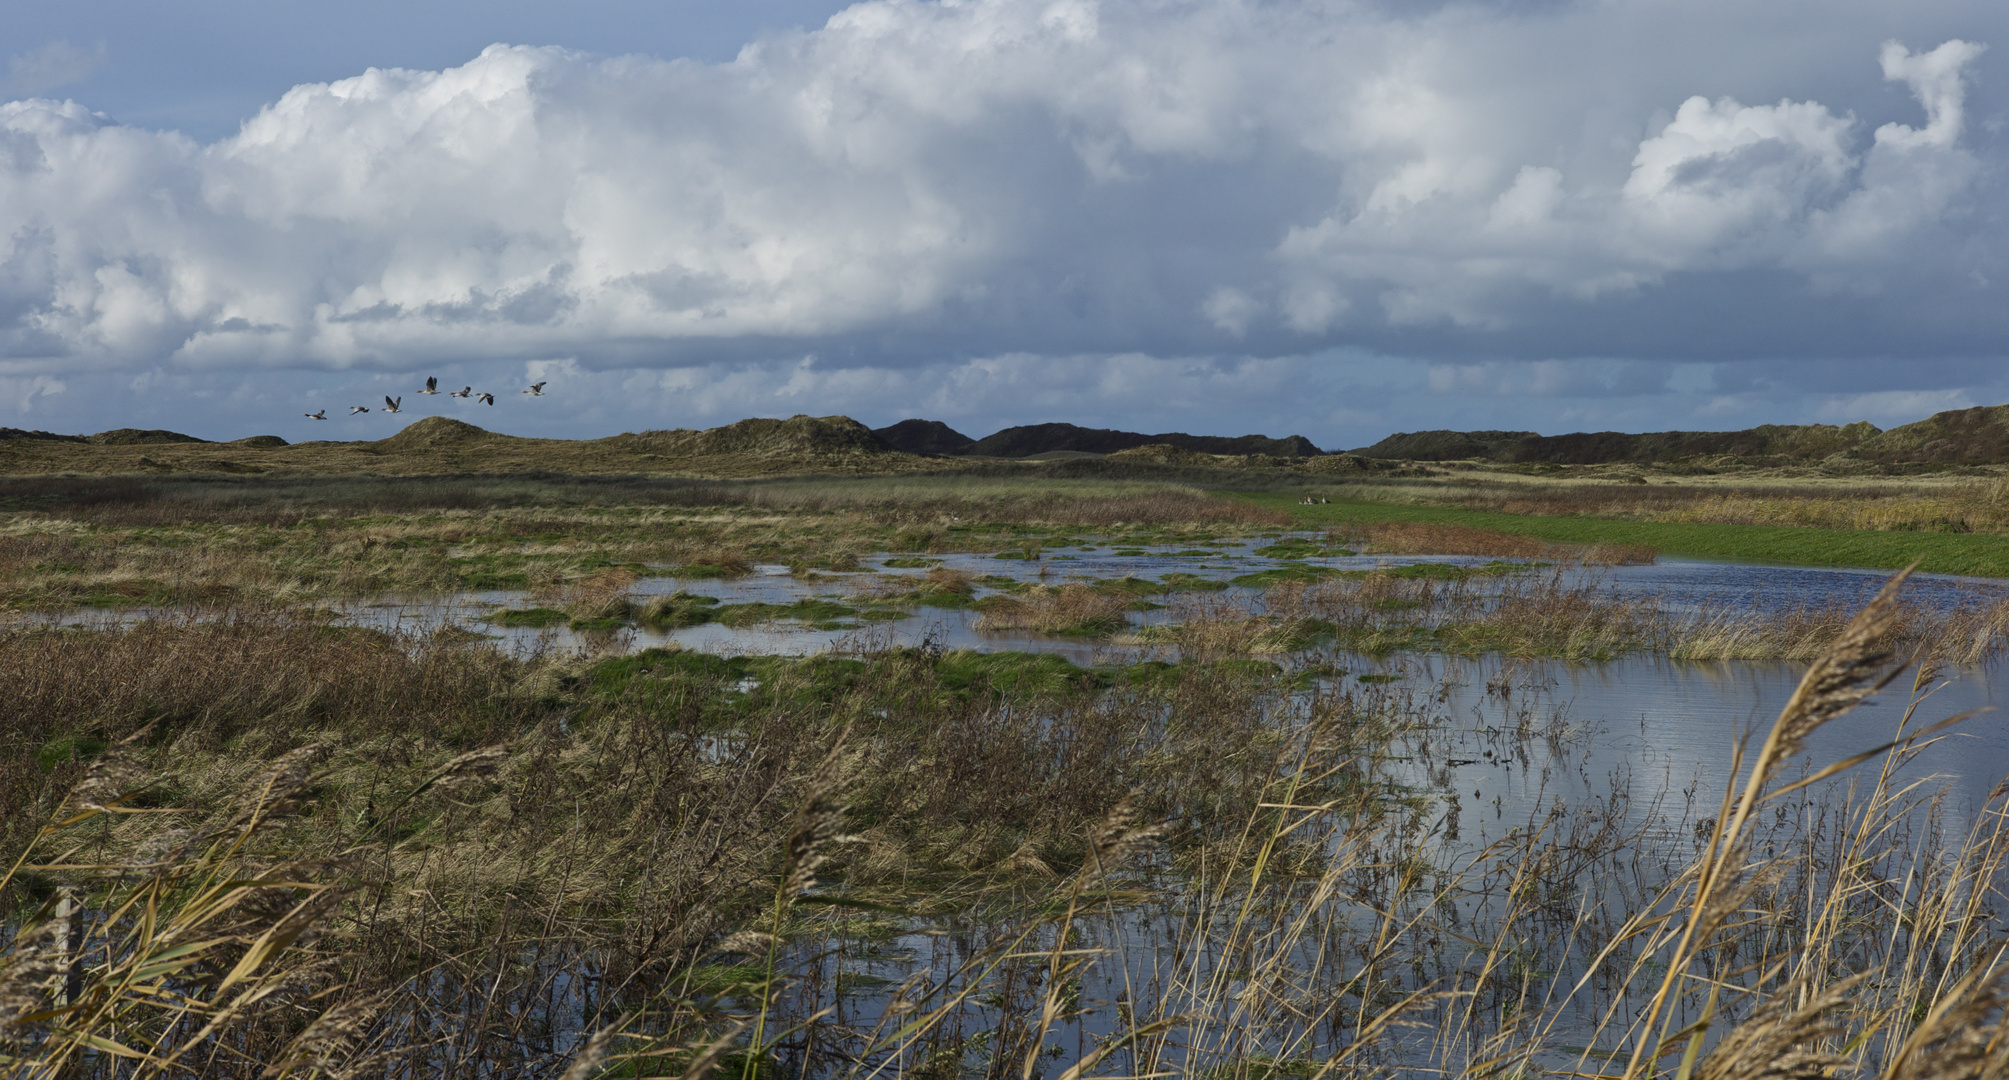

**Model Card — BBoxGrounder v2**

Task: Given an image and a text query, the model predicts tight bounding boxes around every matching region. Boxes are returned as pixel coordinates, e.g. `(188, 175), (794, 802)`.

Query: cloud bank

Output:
(0, 0), (2003, 442)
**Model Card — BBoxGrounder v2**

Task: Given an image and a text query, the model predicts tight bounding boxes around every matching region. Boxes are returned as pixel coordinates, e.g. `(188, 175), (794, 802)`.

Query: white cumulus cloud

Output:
(0, 0), (1999, 409)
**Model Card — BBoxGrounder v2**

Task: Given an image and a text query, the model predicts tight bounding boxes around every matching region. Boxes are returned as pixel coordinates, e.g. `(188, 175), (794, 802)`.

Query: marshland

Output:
(10, 464), (2009, 1078)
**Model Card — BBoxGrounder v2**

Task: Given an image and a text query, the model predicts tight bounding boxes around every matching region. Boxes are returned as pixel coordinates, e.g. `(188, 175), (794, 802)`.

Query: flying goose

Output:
(419, 377), (440, 395)
(448, 386), (471, 398)
(304, 409), (326, 420)
(476, 392), (495, 406)
(522, 382), (546, 396)
(349, 405), (370, 415)
(383, 396), (402, 413)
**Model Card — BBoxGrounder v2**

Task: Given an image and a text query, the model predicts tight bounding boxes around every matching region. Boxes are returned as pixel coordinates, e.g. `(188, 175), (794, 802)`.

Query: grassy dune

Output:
(1248, 491), (2009, 577)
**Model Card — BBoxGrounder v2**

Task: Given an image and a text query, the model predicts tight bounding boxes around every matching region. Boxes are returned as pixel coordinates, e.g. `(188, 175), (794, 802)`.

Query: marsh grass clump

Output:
(714, 598), (859, 629)
(639, 590), (723, 627)
(861, 565), (983, 609)
(487, 605), (568, 627)
(975, 583), (1136, 636)
(671, 550), (755, 578)
(554, 565), (641, 621)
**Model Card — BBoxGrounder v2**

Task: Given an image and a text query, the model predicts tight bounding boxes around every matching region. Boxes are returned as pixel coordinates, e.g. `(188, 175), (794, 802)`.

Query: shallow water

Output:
(312, 539), (2009, 661)
(753, 647), (2009, 1077)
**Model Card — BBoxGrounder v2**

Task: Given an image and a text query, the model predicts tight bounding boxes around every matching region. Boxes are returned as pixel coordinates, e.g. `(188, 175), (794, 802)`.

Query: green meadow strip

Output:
(1237, 492), (2009, 578)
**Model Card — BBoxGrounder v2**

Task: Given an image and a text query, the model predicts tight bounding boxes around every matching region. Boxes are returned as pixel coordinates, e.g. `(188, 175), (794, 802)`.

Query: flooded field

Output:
(309, 536), (2009, 657)
(725, 644), (2009, 1076)
(16, 532), (2009, 1077)
(302, 540), (2009, 1074)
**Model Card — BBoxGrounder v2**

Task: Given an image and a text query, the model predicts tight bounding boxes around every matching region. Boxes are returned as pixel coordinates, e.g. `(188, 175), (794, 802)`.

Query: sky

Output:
(3, 0), (2008, 450)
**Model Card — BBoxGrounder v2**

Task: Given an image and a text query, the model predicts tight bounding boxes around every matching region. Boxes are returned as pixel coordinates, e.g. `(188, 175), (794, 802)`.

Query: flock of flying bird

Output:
(303, 378), (546, 420)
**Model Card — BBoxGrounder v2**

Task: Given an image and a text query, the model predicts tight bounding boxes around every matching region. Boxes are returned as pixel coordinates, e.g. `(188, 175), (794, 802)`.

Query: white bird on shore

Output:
(476, 392), (495, 406)
(522, 382), (546, 396)
(449, 386), (471, 398)
(419, 377), (440, 395)
(304, 410), (326, 420)
(349, 405), (370, 415)
(384, 396), (402, 413)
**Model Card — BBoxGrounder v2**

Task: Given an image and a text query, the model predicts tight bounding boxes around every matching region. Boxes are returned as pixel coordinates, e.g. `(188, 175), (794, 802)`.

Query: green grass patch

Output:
(486, 607), (569, 628)
(38, 734), (107, 770)
(880, 557), (939, 568)
(1254, 541), (1357, 558)
(1229, 563), (1346, 587)
(975, 575), (1031, 593)
(935, 650), (1098, 697)
(1088, 575), (1166, 596)
(1157, 572), (1230, 591)
(713, 599), (859, 627)
(1243, 492), (2009, 578)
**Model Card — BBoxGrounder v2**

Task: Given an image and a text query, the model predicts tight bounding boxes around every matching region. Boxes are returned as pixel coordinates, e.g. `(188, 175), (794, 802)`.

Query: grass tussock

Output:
(550, 566), (642, 621)
(975, 583), (1136, 636)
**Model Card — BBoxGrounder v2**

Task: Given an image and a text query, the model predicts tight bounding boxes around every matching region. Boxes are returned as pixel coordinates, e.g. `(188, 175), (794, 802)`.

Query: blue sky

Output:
(3, 0), (2008, 449)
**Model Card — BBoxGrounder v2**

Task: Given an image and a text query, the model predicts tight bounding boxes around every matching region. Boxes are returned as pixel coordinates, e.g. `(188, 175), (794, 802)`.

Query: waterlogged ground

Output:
(666, 650), (2009, 1077)
(326, 536), (2009, 659)
(389, 538), (2008, 1074)
(22, 535), (2009, 1075)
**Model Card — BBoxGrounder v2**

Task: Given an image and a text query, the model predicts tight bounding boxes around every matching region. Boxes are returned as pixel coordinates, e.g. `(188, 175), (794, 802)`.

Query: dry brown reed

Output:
(924, 565), (976, 594)
(1159, 592), (1302, 661)
(549, 566), (641, 620)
